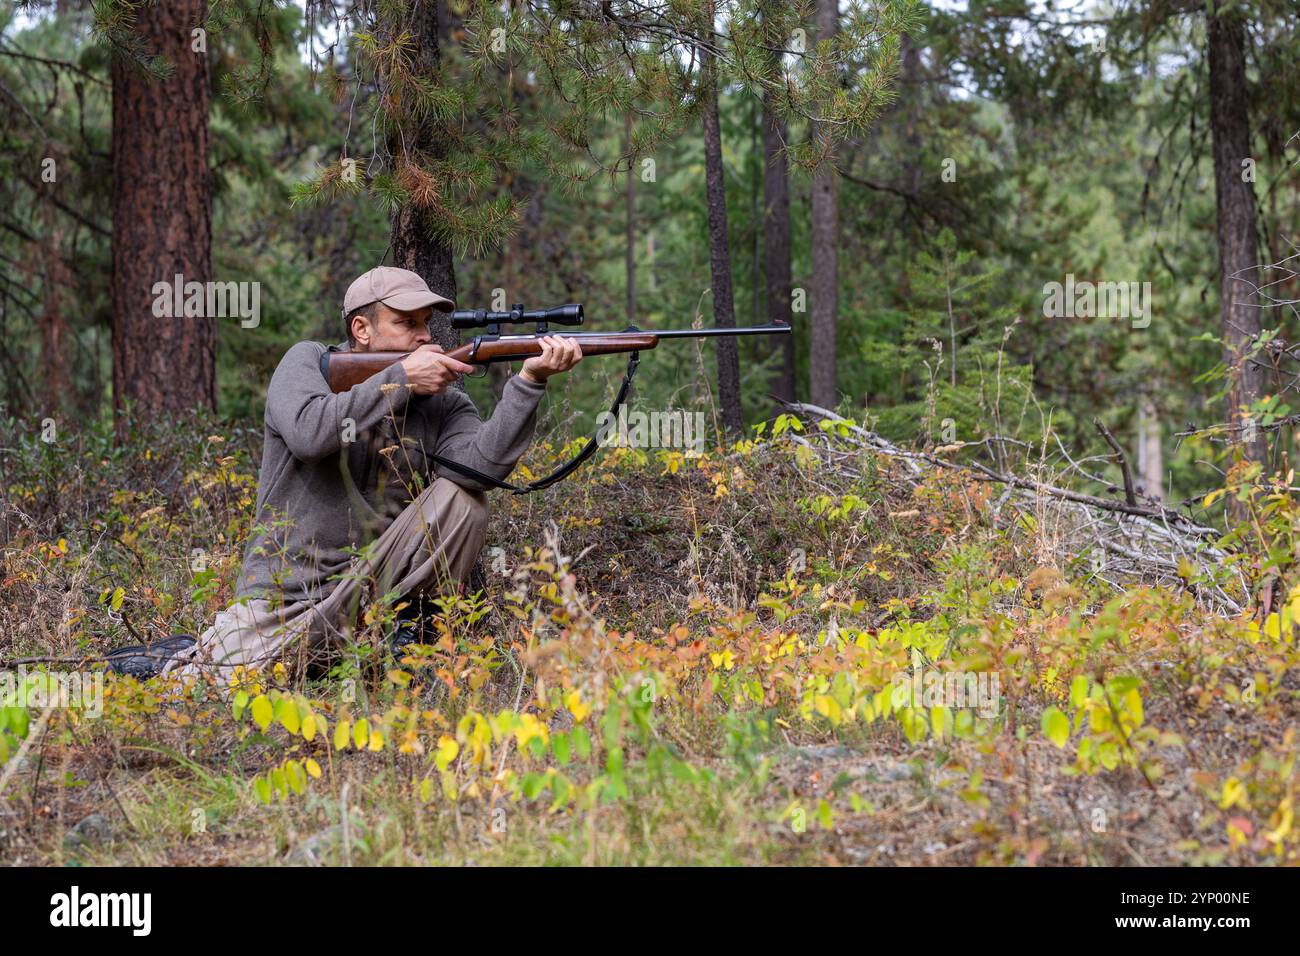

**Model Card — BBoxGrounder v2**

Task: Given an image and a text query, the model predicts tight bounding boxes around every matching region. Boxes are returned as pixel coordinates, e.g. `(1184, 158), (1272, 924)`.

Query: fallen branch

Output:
(780, 401), (1245, 615)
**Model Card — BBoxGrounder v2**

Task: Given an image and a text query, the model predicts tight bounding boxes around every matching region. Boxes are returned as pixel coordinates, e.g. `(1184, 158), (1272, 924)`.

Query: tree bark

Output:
(383, 0), (457, 352)
(1207, 4), (1266, 468)
(762, 11), (794, 404)
(625, 111), (637, 325)
(40, 217), (69, 418)
(1136, 396), (1164, 502)
(700, 13), (743, 433)
(809, 0), (840, 411)
(900, 33), (923, 198)
(110, 0), (214, 430)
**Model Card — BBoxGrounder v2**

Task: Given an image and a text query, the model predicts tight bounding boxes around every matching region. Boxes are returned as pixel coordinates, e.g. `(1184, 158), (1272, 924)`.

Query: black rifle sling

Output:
(353, 352), (641, 495)
(434, 352), (640, 493)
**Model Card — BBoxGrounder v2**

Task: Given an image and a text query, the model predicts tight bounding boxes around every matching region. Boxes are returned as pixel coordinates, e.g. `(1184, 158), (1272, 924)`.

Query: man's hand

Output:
(520, 336), (583, 385)
(400, 344), (476, 395)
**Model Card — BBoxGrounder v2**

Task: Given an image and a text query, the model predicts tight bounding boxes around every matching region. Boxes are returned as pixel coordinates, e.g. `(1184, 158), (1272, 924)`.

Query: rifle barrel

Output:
(638, 324), (791, 339)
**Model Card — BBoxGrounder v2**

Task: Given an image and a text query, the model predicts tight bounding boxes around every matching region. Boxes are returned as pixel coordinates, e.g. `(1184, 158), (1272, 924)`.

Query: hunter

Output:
(107, 266), (582, 687)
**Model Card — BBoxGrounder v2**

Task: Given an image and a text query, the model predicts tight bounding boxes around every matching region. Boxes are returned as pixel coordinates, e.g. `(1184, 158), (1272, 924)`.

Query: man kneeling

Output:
(107, 266), (581, 690)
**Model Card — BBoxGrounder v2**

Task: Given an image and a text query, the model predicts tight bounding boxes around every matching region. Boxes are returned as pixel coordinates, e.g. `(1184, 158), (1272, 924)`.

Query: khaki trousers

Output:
(163, 477), (489, 690)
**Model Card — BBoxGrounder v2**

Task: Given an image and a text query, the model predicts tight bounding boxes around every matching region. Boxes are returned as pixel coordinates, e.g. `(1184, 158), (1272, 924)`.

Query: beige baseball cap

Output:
(343, 266), (454, 316)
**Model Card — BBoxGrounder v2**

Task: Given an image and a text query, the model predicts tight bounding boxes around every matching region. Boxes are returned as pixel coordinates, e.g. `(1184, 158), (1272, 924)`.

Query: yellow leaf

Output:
(1219, 777), (1247, 811)
(353, 718), (370, 750)
(279, 700), (301, 736)
(813, 694), (842, 725)
(1264, 798), (1293, 844)
(367, 727), (384, 752)
(1123, 688), (1144, 728)
(419, 777), (435, 803)
(513, 713), (549, 749)
(305, 759), (322, 779)
(250, 695), (273, 732)
(1041, 706), (1070, 748)
(435, 735), (459, 772)
(565, 690), (591, 723)
(334, 719), (350, 751)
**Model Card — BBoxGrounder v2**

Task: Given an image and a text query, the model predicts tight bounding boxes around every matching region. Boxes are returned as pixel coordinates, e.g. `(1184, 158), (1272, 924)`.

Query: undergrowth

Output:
(1, 411), (1297, 866)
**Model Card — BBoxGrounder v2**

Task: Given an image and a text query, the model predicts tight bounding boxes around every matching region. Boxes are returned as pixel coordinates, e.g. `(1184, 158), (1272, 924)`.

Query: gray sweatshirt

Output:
(237, 340), (547, 603)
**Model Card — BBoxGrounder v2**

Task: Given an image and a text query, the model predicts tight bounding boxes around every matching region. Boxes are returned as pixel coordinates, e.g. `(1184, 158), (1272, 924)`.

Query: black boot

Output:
(386, 594), (438, 654)
(103, 634), (197, 679)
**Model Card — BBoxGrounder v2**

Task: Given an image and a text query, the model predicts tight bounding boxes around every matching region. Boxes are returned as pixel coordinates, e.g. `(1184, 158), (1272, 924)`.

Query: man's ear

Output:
(350, 313), (371, 348)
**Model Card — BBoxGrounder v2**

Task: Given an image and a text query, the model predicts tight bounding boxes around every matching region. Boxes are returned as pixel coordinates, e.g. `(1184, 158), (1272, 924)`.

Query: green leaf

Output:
(605, 745), (624, 775)
(549, 773), (571, 810)
(552, 731), (571, 765)
(521, 772), (547, 800)
(1042, 706), (1070, 748)
(899, 707), (928, 743)
(816, 799), (834, 830)
(1098, 741), (1120, 770)
(572, 725), (592, 760)
(1069, 676), (1088, 709)
(285, 760), (307, 795)
(6, 708), (28, 740)
(1106, 675), (1140, 696)
(602, 700), (623, 753)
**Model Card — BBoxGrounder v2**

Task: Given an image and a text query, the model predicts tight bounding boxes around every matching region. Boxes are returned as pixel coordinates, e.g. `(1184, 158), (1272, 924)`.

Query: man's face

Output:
(352, 302), (434, 352)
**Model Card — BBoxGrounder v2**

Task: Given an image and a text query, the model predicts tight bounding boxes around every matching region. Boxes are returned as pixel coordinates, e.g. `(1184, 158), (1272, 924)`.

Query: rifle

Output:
(318, 302), (791, 494)
(320, 303), (789, 392)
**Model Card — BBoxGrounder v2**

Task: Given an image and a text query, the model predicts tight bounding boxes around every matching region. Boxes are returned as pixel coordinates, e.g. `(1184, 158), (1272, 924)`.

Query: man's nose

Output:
(415, 327), (432, 345)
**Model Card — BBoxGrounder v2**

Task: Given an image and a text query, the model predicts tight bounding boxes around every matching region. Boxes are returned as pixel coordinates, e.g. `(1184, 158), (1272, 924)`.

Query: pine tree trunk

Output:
(41, 218), (69, 418)
(900, 33), (923, 197)
(762, 39), (794, 404)
(626, 111), (637, 325)
(384, 0), (457, 352)
(700, 17), (743, 434)
(1207, 5), (1266, 469)
(110, 0), (214, 430)
(809, 0), (840, 411)
(1137, 396), (1164, 502)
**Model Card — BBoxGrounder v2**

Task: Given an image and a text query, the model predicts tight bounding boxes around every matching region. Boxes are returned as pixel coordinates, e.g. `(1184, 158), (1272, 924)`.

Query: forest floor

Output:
(1, 412), (1296, 866)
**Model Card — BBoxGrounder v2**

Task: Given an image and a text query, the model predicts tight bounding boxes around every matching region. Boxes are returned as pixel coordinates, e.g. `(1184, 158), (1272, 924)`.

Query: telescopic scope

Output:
(451, 302), (584, 330)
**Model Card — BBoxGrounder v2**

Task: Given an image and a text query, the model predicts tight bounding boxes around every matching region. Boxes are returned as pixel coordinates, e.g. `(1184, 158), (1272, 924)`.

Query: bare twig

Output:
(1094, 418), (1137, 506)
